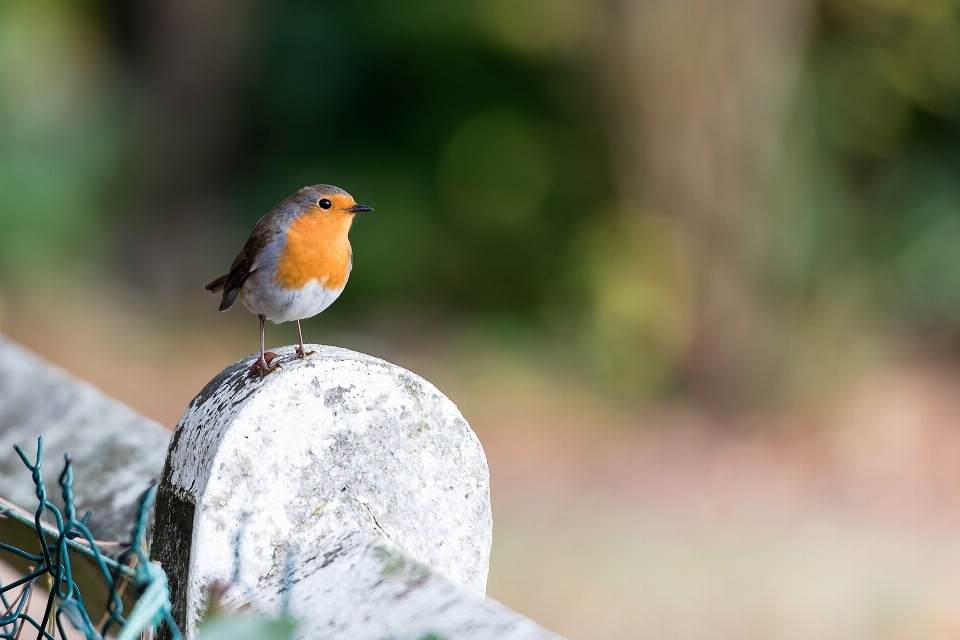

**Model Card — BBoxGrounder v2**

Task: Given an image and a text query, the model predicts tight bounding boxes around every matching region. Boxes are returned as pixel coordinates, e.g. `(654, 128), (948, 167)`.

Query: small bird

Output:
(205, 184), (373, 377)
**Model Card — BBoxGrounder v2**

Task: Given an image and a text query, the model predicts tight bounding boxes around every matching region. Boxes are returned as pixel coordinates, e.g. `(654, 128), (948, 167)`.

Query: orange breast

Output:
(275, 210), (353, 290)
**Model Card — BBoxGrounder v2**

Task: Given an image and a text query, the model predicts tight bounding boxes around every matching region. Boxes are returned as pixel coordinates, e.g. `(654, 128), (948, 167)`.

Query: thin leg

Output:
(250, 314), (279, 377)
(295, 320), (315, 359)
(260, 314), (266, 359)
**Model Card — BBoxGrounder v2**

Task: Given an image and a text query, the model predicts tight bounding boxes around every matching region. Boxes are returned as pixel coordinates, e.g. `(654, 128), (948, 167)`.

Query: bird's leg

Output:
(250, 314), (280, 378)
(295, 320), (315, 359)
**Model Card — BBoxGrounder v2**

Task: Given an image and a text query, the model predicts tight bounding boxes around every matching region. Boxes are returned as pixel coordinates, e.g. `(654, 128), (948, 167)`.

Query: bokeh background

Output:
(5, 0), (960, 637)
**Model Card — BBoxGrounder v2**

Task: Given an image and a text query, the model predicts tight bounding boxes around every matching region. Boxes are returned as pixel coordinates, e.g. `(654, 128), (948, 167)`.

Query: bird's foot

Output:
(249, 352), (280, 378)
(295, 345), (316, 359)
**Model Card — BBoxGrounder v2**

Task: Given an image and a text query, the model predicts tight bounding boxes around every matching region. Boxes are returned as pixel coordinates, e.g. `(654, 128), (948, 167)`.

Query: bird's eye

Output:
(318, 198), (332, 209)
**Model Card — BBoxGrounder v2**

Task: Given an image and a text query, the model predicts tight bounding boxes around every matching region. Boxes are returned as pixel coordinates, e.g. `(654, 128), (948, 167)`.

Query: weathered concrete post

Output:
(0, 336), (170, 541)
(154, 344), (559, 639)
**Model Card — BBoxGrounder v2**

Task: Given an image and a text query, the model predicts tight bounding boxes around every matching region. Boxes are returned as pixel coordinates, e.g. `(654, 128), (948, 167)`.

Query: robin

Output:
(205, 184), (373, 377)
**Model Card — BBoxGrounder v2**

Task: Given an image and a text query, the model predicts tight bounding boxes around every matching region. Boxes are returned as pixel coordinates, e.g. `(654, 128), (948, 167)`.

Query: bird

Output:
(205, 184), (373, 377)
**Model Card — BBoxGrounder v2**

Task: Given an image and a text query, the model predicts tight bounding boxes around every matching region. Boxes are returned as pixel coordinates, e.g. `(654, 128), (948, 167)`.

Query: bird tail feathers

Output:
(205, 274), (240, 312)
(205, 275), (227, 293)
(219, 288), (240, 312)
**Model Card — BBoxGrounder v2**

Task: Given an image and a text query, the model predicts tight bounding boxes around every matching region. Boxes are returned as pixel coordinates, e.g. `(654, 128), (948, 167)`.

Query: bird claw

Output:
(295, 346), (316, 359)
(249, 352), (280, 378)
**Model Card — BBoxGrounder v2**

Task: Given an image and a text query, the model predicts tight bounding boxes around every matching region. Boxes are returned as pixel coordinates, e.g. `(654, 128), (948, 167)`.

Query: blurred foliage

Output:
(779, 0), (960, 331)
(234, 0), (609, 315)
(5, 0), (960, 403)
(198, 615), (296, 640)
(0, 0), (124, 283)
(570, 211), (696, 396)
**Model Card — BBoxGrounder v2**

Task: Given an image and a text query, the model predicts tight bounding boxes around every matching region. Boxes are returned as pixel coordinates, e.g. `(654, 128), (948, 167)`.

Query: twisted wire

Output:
(0, 438), (180, 640)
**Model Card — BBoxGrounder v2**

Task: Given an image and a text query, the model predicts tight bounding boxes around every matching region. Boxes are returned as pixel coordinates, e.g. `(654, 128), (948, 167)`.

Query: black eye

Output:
(318, 198), (332, 209)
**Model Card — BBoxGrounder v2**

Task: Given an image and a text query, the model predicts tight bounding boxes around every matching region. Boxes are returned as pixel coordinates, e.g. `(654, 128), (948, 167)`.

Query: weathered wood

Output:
(0, 335), (170, 542)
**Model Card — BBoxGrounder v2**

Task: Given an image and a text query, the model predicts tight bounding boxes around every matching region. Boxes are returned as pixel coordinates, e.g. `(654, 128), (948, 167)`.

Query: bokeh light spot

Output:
(475, 0), (594, 58)
(439, 109), (553, 231)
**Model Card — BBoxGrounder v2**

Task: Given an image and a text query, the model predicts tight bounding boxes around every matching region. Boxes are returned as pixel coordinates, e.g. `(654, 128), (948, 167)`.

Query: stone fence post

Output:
(153, 344), (561, 640)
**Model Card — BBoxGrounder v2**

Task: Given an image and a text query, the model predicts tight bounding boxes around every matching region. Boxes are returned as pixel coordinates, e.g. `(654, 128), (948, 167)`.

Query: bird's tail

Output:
(205, 275), (227, 294)
(205, 274), (240, 311)
(218, 289), (240, 312)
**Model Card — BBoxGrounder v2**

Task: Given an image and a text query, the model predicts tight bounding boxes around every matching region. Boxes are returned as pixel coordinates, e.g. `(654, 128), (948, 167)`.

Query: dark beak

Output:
(346, 203), (374, 214)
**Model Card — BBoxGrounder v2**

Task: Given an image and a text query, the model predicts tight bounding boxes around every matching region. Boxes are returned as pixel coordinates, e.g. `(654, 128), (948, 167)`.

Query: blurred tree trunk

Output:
(597, 0), (815, 408)
(116, 0), (259, 298)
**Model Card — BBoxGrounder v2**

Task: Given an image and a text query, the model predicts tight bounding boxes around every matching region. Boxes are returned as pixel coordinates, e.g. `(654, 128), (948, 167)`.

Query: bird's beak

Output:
(346, 203), (374, 214)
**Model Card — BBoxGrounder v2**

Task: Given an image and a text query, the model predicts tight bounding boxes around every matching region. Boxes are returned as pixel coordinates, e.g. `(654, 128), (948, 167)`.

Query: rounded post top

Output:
(156, 344), (492, 636)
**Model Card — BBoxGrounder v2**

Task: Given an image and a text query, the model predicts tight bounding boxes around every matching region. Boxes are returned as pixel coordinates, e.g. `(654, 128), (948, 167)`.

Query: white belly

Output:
(241, 275), (345, 324)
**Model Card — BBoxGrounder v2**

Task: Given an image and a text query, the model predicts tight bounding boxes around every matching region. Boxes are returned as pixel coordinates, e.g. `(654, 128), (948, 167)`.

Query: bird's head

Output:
(298, 184), (373, 218)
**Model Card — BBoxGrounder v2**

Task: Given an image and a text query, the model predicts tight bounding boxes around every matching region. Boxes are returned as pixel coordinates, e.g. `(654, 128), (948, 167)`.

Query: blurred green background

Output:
(6, 0), (960, 638)
(6, 0), (960, 405)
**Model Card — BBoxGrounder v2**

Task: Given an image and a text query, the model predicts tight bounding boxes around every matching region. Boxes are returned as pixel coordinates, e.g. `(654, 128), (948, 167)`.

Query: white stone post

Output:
(153, 344), (561, 640)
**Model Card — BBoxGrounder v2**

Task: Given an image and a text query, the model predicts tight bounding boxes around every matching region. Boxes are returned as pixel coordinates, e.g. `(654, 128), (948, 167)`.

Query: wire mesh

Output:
(0, 436), (180, 640)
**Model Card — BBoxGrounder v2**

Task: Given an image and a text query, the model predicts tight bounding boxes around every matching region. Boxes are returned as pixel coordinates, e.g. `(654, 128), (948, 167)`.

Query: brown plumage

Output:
(204, 218), (276, 312)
